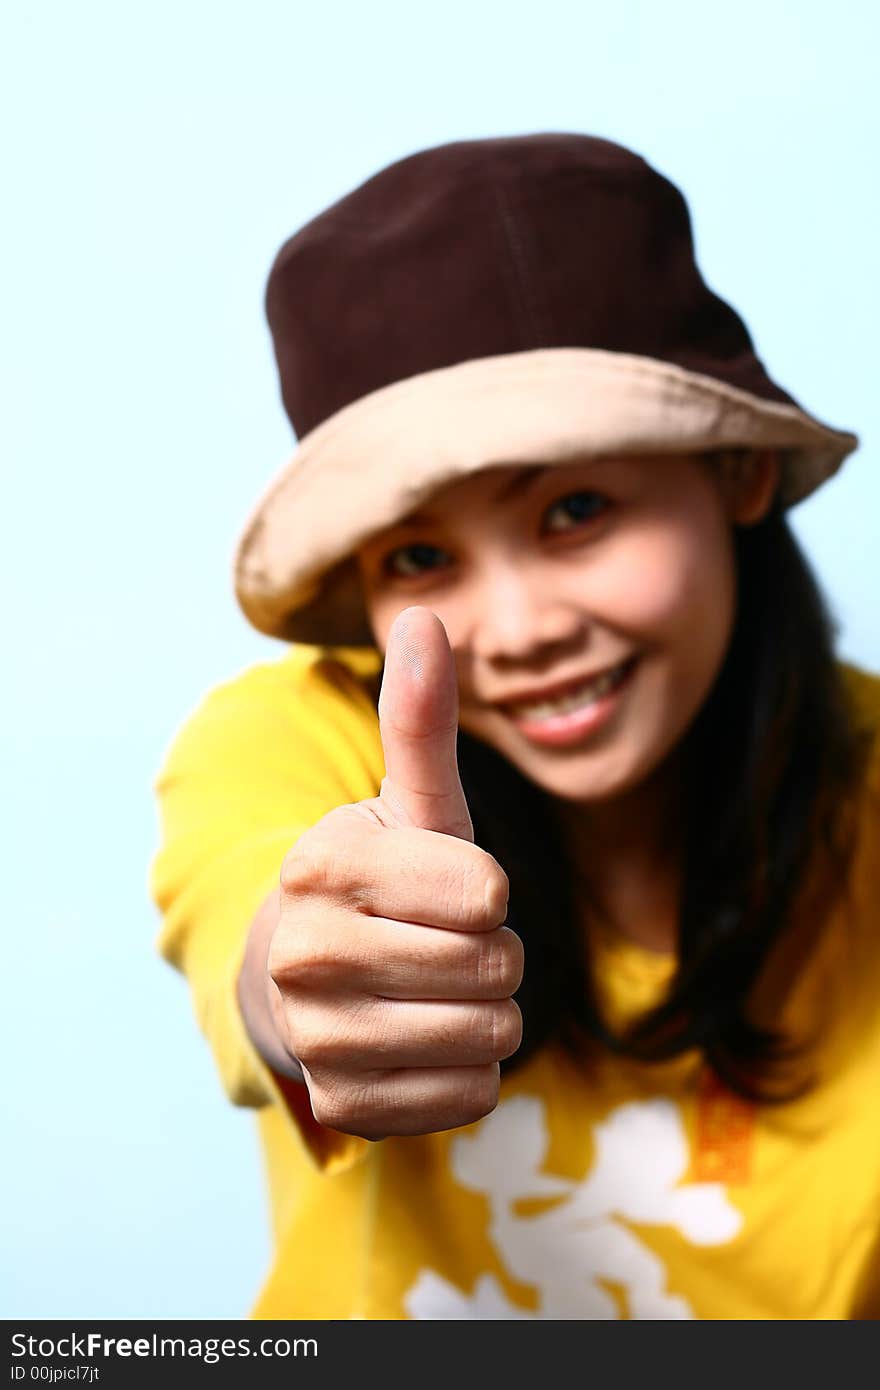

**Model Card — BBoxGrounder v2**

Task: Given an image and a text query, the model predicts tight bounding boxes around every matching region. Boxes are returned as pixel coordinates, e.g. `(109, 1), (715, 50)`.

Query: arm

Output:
(149, 647), (386, 1169)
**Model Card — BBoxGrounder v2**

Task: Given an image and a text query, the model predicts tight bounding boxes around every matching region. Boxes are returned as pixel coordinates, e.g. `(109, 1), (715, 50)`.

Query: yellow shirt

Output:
(148, 645), (880, 1319)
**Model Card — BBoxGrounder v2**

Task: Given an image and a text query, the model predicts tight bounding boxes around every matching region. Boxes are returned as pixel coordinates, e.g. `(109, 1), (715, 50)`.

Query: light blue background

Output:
(2, 1), (877, 1319)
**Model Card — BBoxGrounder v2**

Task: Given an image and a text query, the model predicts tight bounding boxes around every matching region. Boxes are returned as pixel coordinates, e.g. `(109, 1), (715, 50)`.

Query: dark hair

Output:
(452, 458), (875, 1103)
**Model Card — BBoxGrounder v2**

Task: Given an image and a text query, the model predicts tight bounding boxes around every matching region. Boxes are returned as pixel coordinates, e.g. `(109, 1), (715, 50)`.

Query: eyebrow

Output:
(402, 464), (547, 526)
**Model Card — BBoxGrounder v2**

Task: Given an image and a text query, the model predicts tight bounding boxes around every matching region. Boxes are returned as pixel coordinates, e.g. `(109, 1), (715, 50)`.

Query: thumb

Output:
(376, 606), (475, 841)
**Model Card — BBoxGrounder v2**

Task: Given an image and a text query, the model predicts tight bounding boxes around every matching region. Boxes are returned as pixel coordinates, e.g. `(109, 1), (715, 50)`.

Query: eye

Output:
(543, 490), (608, 533)
(381, 542), (451, 579)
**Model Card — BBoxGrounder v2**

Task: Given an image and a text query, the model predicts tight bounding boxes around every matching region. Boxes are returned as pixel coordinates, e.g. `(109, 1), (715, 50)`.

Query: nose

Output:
(468, 556), (586, 662)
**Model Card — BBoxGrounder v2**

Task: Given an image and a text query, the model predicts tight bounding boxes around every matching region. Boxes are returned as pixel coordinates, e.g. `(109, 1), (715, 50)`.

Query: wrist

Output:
(237, 889), (306, 1085)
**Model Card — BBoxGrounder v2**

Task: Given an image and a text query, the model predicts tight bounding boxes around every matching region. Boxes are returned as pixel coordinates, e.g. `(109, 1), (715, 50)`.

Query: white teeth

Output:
(510, 661), (630, 720)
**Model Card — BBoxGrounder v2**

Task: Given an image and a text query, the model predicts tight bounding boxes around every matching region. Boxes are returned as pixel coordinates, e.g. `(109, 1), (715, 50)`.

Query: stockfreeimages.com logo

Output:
(11, 1332), (316, 1367)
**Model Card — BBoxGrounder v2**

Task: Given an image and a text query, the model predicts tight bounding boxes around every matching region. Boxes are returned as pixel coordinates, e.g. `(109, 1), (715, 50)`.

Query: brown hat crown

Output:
(266, 131), (797, 441)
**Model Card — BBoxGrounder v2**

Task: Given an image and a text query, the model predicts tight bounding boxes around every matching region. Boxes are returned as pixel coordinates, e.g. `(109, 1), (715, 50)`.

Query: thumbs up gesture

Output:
(269, 607), (523, 1140)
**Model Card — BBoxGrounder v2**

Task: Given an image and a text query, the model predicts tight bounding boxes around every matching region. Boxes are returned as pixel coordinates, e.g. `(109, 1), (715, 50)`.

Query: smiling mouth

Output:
(502, 657), (637, 720)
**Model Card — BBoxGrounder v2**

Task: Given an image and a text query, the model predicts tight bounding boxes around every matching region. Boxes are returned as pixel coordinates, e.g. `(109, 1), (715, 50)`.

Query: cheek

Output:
(367, 605), (395, 654)
(359, 588), (406, 654)
(591, 512), (736, 652)
(360, 583), (470, 660)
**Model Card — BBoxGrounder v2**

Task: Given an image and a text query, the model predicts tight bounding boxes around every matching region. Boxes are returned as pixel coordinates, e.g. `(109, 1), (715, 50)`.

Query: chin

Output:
(517, 749), (654, 805)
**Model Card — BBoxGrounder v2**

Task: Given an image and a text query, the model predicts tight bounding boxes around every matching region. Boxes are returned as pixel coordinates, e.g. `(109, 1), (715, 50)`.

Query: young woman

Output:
(150, 133), (880, 1319)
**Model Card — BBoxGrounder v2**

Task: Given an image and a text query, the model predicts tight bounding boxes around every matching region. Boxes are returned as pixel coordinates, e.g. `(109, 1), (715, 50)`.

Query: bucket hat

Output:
(233, 132), (858, 646)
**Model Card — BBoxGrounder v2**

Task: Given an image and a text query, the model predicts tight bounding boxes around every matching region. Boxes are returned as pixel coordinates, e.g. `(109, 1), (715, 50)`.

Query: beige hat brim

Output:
(233, 347), (858, 645)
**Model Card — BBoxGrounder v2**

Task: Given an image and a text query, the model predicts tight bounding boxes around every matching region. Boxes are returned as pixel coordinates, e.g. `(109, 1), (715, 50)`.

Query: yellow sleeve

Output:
(147, 643), (385, 1176)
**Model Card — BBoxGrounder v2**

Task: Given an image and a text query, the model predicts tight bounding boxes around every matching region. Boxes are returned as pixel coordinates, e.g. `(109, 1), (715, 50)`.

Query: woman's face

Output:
(355, 452), (777, 805)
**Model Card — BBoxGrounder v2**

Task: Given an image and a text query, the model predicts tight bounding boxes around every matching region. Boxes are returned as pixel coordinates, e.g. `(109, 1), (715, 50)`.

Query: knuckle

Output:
(302, 998), (385, 1070)
(278, 845), (304, 894)
(309, 1080), (354, 1132)
(499, 926), (525, 993)
(482, 856), (511, 926)
(269, 926), (338, 991)
(485, 999), (522, 1060)
(284, 1011), (322, 1066)
(458, 850), (509, 929)
(313, 1075), (392, 1140)
(269, 907), (327, 972)
(472, 938), (501, 995)
(316, 1065), (502, 1139)
(282, 809), (376, 906)
(476, 927), (524, 996)
(287, 1009), (349, 1070)
(266, 931), (296, 989)
(456, 850), (505, 930)
(459, 1064), (501, 1123)
(279, 833), (328, 897)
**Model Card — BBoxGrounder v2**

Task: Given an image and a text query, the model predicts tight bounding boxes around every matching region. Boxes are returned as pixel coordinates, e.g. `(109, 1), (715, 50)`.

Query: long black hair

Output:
(452, 462), (875, 1103)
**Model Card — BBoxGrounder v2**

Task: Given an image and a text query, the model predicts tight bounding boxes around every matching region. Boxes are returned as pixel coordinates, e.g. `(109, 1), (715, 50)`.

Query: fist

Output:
(268, 607), (523, 1140)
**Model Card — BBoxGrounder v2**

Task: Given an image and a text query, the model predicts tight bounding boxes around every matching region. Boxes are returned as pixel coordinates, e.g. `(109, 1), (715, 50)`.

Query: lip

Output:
(494, 656), (638, 712)
(502, 655), (639, 747)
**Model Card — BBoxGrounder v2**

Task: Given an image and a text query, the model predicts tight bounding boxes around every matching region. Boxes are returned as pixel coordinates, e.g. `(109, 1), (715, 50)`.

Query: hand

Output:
(267, 606), (523, 1140)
